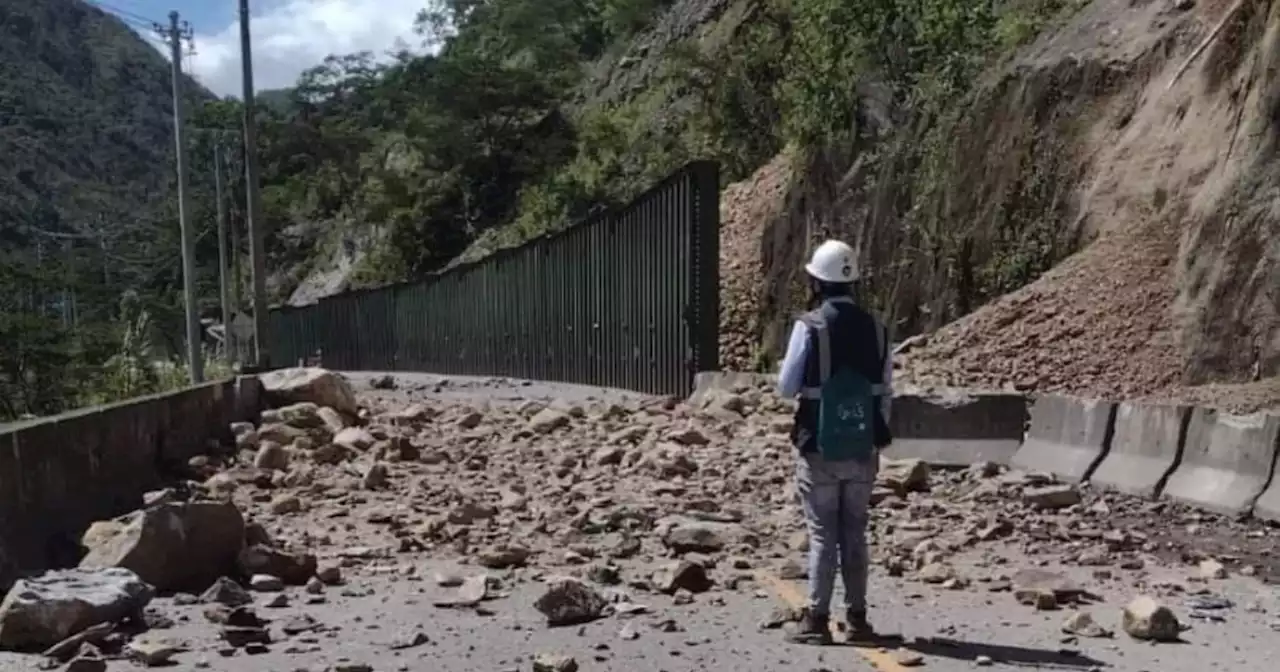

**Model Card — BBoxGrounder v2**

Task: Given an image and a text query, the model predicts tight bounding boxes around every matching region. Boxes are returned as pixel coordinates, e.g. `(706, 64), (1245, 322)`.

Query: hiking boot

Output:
(846, 608), (876, 642)
(784, 609), (833, 645)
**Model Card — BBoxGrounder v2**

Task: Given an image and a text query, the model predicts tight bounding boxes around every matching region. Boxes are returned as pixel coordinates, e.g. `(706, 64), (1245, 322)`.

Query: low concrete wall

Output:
(1011, 395), (1115, 483)
(0, 376), (260, 588)
(888, 391), (1029, 466)
(1248, 424), (1280, 522)
(1088, 402), (1189, 498)
(691, 372), (1028, 465)
(1162, 409), (1280, 517)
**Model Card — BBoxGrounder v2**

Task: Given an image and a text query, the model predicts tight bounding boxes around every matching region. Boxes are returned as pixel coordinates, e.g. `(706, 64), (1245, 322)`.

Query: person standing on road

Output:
(776, 239), (892, 645)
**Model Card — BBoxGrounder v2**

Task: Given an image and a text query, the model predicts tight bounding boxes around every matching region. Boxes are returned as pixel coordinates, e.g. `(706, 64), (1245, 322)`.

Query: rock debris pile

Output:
(1, 369), (1272, 670)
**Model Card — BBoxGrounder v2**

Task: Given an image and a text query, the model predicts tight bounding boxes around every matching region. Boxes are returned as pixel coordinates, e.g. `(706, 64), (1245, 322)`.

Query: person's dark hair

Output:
(806, 277), (857, 309)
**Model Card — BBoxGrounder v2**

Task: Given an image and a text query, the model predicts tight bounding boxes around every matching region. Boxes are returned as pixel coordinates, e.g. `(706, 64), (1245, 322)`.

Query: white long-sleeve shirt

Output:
(777, 318), (893, 423)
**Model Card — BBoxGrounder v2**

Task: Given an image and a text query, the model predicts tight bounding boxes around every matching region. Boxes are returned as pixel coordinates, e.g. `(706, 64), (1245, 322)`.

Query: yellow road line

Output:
(756, 570), (911, 672)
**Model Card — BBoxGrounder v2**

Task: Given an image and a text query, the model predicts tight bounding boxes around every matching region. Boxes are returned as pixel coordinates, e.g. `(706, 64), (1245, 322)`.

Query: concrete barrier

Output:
(1161, 409), (1280, 517)
(0, 377), (260, 589)
(1088, 402), (1189, 498)
(1247, 421), (1280, 523)
(889, 391), (1029, 466)
(1011, 395), (1114, 482)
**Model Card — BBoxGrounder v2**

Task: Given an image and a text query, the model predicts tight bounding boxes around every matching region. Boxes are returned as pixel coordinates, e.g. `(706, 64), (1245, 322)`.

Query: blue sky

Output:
(95, 0), (427, 96)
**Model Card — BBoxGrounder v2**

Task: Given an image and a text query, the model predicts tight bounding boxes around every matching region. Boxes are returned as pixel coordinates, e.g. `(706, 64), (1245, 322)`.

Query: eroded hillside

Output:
(893, 0), (1279, 406)
(707, 0), (1277, 409)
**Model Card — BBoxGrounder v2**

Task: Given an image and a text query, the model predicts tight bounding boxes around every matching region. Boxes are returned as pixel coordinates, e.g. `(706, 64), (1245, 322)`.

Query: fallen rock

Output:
(317, 564), (343, 585)
(254, 442), (290, 471)
(317, 406), (348, 432)
(0, 568), (154, 650)
(667, 426), (710, 446)
(1062, 611), (1112, 638)
(1198, 558), (1227, 580)
(457, 575), (490, 605)
(79, 501), (245, 593)
(125, 636), (181, 666)
(334, 427), (376, 451)
(221, 625), (270, 647)
(256, 423), (309, 446)
(530, 409), (570, 433)
(237, 545), (317, 586)
(879, 458), (930, 492)
(533, 653), (579, 672)
(1122, 596), (1181, 642)
(475, 545), (531, 569)
(918, 563), (955, 584)
(1011, 569), (1085, 602)
(534, 577), (607, 626)
(662, 523), (726, 554)
(262, 402), (325, 428)
(312, 443), (351, 465)
(1015, 588), (1058, 610)
(40, 621), (113, 662)
(260, 367), (358, 416)
(200, 577), (251, 606)
(895, 649), (925, 667)
(269, 494), (302, 515)
(361, 462), (390, 489)
(652, 561), (711, 594)
(249, 574), (283, 592)
(1023, 484), (1081, 510)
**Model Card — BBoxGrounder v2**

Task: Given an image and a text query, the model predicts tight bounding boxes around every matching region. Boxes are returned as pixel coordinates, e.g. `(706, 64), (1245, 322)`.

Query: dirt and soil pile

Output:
(711, 0), (1278, 409)
(897, 0), (1279, 407)
(718, 152), (794, 371)
(6, 369), (1275, 667)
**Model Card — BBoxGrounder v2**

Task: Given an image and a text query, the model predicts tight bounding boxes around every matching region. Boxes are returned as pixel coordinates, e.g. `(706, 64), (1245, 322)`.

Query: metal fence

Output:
(267, 161), (720, 397)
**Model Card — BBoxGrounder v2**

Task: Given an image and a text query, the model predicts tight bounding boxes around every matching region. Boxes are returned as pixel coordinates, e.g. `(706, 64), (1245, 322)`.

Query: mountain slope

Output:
(0, 0), (196, 230)
(0, 0), (221, 419)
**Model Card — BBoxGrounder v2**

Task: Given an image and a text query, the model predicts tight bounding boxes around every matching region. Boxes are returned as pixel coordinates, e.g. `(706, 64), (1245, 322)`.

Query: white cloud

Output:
(178, 0), (429, 97)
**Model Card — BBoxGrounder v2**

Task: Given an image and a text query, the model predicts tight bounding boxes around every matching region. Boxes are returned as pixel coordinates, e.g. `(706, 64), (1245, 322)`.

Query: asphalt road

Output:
(2, 373), (1276, 671)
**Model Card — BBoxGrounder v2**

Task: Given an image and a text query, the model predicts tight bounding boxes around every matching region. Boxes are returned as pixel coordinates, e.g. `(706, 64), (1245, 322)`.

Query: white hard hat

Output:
(804, 239), (859, 283)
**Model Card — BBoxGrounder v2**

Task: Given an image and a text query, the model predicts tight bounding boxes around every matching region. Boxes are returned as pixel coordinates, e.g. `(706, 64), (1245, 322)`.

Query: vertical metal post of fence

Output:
(690, 161), (721, 385)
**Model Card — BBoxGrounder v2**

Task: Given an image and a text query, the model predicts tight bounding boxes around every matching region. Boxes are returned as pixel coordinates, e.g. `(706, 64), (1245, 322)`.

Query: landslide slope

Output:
(896, 0), (1280, 408)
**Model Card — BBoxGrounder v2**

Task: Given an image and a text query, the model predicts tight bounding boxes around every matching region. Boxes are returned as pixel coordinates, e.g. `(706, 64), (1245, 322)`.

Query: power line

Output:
(85, 0), (160, 29)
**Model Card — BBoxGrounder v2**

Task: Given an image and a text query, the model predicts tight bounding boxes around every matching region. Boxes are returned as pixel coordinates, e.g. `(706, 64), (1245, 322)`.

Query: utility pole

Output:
(239, 0), (270, 371)
(214, 139), (232, 364)
(157, 11), (203, 384)
(229, 193), (243, 364)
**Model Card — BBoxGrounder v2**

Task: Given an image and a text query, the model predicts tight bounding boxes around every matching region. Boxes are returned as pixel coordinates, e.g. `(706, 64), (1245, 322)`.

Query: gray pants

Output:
(795, 451), (877, 617)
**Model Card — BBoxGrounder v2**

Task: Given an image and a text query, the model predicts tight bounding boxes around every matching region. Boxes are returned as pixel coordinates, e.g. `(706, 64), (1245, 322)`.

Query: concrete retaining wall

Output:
(1162, 409), (1280, 517)
(1088, 402), (1190, 498)
(0, 377), (261, 587)
(888, 391), (1029, 466)
(1011, 395), (1115, 483)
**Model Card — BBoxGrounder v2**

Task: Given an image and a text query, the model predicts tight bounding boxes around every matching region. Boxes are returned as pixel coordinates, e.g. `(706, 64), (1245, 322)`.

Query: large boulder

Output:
(260, 368), (358, 416)
(79, 501), (245, 593)
(0, 567), (154, 650)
